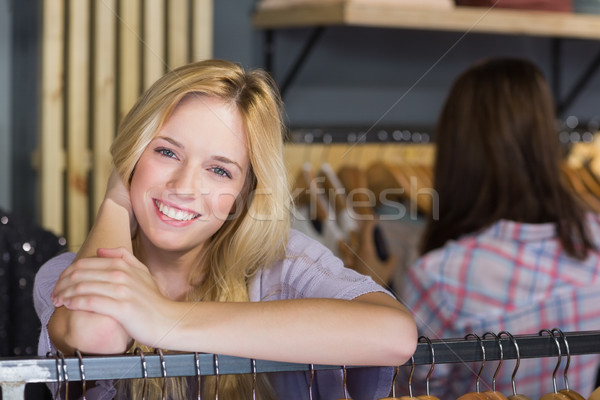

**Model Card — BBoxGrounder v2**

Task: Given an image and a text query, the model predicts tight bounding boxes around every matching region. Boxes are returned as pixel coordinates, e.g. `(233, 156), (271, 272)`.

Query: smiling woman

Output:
(33, 59), (417, 400)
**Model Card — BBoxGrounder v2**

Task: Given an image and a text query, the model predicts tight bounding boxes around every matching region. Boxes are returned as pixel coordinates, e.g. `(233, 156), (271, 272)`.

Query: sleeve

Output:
(257, 230), (396, 400)
(256, 229), (394, 302)
(33, 252), (76, 357)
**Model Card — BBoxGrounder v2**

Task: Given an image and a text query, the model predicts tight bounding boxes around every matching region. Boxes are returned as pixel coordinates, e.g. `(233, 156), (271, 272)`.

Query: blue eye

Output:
(156, 148), (177, 159)
(212, 167), (232, 179)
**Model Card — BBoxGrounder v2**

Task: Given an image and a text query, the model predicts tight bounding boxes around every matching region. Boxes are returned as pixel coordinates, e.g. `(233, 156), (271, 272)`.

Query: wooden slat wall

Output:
(40, 0), (214, 251)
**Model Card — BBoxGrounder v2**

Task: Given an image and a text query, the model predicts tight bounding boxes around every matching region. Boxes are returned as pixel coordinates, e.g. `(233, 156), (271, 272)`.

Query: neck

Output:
(135, 235), (206, 301)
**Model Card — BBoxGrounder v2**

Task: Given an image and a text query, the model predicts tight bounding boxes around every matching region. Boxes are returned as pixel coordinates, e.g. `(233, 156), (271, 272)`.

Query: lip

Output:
(153, 198), (201, 226)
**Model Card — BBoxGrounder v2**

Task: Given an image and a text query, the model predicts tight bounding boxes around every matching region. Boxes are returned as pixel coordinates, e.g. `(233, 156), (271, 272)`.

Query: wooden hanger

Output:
(538, 329), (573, 400)
(415, 336), (441, 400)
(292, 162), (330, 223)
(366, 161), (407, 206)
(561, 164), (600, 213)
(497, 331), (533, 400)
(379, 357), (417, 399)
(552, 329), (586, 400)
(588, 386), (600, 400)
(379, 347), (441, 400)
(334, 163), (396, 286)
(319, 162), (350, 215)
(337, 165), (374, 217)
(577, 163), (600, 200)
(457, 334), (504, 400)
(481, 332), (509, 400)
(366, 162), (432, 216)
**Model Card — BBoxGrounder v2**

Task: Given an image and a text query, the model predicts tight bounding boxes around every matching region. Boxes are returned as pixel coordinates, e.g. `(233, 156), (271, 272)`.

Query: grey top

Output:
(34, 229), (395, 399)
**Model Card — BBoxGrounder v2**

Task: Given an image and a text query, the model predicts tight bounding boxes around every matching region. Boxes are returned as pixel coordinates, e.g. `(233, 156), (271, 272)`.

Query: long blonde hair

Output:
(111, 59), (291, 399)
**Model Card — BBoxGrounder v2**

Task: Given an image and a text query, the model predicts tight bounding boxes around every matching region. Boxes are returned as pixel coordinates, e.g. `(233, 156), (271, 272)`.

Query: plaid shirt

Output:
(399, 213), (600, 399)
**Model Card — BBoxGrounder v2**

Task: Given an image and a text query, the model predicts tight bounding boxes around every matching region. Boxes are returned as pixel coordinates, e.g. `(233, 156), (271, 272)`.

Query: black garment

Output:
(0, 209), (67, 399)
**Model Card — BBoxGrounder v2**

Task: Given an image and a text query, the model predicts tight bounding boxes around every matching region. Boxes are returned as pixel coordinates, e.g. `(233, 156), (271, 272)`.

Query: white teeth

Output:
(155, 200), (199, 221)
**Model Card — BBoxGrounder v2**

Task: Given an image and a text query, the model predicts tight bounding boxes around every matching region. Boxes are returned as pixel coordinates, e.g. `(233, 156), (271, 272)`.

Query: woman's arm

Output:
(48, 171), (135, 355)
(52, 246), (417, 366)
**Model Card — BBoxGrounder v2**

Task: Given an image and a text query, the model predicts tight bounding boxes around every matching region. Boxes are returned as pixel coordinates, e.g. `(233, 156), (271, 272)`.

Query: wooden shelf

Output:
(253, 2), (600, 40)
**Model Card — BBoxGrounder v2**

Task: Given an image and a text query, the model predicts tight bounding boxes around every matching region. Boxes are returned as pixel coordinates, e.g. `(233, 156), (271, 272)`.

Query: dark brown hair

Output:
(421, 58), (593, 259)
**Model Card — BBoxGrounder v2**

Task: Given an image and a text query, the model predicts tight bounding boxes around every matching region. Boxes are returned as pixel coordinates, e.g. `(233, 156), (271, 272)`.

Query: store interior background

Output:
(2, 0), (600, 231)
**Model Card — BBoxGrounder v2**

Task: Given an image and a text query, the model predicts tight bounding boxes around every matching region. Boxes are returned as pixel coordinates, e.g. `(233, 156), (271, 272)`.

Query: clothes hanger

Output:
(134, 347), (148, 400)
(293, 162), (331, 223)
(366, 161), (407, 208)
(49, 350), (68, 400)
(538, 329), (571, 400)
(319, 162), (349, 217)
(416, 336), (440, 400)
(481, 332), (509, 400)
(497, 331), (532, 400)
(155, 348), (168, 400)
(589, 387), (600, 400)
(214, 354), (220, 400)
(75, 349), (87, 400)
(401, 163), (433, 216)
(378, 359), (408, 399)
(337, 161), (391, 263)
(456, 333), (493, 400)
(194, 352), (202, 400)
(337, 165), (373, 217)
(378, 355), (418, 399)
(337, 365), (354, 400)
(561, 164), (600, 213)
(308, 363), (315, 400)
(551, 329), (586, 400)
(366, 162), (432, 216)
(577, 163), (600, 200)
(251, 358), (257, 400)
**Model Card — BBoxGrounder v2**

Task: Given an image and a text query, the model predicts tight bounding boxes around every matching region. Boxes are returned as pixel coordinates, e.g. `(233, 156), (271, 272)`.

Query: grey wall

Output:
(215, 0), (600, 135)
(3, 0), (600, 221)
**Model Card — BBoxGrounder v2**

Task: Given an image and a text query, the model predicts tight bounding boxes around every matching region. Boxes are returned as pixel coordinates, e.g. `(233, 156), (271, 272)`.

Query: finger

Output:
(61, 292), (125, 318)
(97, 247), (147, 271)
(53, 271), (132, 307)
(52, 257), (134, 301)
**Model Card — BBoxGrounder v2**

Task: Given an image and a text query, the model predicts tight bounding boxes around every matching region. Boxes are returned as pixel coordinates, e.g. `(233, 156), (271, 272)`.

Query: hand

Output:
(339, 219), (397, 288)
(52, 247), (175, 347)
(104, 169), (137, 237)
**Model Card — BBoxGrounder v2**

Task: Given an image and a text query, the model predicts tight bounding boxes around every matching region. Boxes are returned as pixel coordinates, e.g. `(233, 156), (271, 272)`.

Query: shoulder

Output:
(33, 252), (75, 306)
(249, 229), (389, 301)
(285, 228), (337, 260)
(34, 252), (76, 286)
(33, 252), (76, 334)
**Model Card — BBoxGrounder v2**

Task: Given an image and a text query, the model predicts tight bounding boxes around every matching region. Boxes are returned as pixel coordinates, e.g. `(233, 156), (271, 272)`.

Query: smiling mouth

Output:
(154, 199), (201, 221)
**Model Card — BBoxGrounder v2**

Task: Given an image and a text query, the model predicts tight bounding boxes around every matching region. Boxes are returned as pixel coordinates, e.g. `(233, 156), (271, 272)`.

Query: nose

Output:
(167, 164), (199, 200)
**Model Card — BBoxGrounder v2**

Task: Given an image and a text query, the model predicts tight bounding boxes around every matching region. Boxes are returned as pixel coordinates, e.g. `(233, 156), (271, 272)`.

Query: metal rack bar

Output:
(0, 331), (597, 383)
(1, 331), (599, 399)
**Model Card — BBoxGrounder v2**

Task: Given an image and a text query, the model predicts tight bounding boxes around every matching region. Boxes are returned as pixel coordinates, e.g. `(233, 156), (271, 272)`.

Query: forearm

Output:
(49, 307), (132, 355)
(75, 198), (132, 260)
(53, 193), (133, 354)
(154, 294), (417, 366)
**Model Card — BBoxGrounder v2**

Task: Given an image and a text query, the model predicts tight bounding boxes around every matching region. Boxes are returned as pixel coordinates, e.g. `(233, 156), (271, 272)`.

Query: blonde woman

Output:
(34, 60), (417, 399)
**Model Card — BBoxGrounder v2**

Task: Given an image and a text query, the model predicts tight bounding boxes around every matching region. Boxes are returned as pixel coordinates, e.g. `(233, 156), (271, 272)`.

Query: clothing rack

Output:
(2, 330), (600, 400)
(286, 123), (599, 145)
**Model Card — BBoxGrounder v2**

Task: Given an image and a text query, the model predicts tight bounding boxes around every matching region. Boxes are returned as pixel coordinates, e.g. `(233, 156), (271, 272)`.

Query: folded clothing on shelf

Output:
(257, 0), (454, 10)
(454, 0), (572, 12)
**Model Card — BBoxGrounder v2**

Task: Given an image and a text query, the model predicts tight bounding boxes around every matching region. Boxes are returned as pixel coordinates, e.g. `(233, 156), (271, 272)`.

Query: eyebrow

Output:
(155, 136), (243, 172)
(156, 136), (184, 149)
(212, 155), (243, 172)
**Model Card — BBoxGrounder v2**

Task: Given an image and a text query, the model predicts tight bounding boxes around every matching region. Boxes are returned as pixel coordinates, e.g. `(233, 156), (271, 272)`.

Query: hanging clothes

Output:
(0, 208), (66, 400)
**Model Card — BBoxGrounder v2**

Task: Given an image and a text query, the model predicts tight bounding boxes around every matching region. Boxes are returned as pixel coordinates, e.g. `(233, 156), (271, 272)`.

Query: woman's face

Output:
(130, 95), (249, 254)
